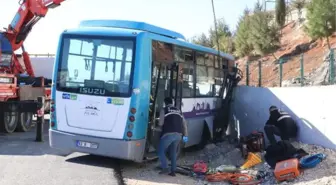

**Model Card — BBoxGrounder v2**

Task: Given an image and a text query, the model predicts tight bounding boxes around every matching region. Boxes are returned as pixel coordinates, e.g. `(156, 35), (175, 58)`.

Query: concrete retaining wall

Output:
(232, 85), (336, 149)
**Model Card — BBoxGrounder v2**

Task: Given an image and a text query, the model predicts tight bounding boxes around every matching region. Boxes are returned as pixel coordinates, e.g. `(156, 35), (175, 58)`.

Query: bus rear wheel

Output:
(0, 104), (19, 133)
(16, 112), (33, 132)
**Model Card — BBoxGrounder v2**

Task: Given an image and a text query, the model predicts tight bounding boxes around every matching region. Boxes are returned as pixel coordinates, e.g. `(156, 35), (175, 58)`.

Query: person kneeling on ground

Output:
(157, 97), (188, 176)
(264, 106), (298, 145)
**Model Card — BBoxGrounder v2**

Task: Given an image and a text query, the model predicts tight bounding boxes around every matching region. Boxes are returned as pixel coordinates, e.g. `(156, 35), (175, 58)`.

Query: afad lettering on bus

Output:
(80, 87), (105, 95)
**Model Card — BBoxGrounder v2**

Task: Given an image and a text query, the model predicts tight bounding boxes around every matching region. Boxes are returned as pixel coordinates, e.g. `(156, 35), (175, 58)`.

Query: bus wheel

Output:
(16, 112), (33, 132)
(197, 123), (211, 149)
(0, 104), (19, 133)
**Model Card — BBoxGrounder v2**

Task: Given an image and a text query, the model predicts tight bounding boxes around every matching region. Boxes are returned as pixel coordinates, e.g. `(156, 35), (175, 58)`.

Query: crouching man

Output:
(264, 106), (298, 145)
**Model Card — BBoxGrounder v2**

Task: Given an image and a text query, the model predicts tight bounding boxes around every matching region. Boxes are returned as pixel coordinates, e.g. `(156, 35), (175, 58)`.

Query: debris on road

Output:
(122, 141), (336, 185)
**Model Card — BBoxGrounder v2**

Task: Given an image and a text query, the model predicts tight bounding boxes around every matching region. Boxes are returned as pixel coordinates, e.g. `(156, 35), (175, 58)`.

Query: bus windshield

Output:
(56, 35), (135, 97)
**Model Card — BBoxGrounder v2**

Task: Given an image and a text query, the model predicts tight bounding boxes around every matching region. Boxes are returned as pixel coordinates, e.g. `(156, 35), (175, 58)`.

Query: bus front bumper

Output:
(49, 129), (146, 163)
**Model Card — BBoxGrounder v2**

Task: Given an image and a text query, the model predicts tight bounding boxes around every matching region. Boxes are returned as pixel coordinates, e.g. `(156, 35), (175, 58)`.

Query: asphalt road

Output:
(0, 120), (126, 185)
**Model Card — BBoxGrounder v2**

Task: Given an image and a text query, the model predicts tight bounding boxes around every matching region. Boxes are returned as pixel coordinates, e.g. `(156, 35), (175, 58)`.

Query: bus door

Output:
(147, 61), (183, 151)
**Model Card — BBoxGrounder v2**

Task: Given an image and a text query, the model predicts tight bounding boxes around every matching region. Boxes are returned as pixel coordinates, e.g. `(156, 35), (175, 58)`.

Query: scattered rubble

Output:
(122, 141), (336, 185)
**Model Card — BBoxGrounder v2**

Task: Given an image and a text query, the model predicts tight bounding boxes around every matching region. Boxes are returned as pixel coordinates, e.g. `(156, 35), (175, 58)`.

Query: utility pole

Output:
(211, 0), (221, 65)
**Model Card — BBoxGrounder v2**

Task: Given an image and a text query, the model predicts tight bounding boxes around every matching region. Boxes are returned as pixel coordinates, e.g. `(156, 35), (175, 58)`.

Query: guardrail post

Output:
(300, 54), (304, 87)
(35, 96), (45, 142)
(258, 60), (262, 87)
(279, 59), (283, 87)
(246, 61), (250, 86)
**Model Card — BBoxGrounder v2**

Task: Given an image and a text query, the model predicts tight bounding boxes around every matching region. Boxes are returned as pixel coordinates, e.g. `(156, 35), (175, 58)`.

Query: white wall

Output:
(232, 85), (336, 149)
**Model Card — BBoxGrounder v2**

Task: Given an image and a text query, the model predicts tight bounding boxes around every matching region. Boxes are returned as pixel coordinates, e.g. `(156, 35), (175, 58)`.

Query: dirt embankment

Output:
(236, 21), (336, 87)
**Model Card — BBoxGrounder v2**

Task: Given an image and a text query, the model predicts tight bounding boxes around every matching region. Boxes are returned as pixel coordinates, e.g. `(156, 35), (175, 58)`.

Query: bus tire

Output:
(0, 104), (19, 133)
(197, 123), (211, 149)
(16, 112), (33, 132)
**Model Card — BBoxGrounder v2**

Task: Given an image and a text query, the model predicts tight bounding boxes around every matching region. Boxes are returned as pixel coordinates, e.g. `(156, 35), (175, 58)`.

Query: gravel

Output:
(122, 141), (336, 185)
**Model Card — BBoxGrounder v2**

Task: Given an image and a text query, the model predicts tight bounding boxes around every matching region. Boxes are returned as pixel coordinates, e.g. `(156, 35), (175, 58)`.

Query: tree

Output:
(286, 3), (293, 23)
(249, 9), (281, 57)
(209, 19), (231, 44)
(214, 35), (235, 53)
(208, 19), (233, 53)
(305, 0), (336, 49)
(234, 9), (253, 57)
(275, 0), (286, 28)
(291, 0), (306, 23)
(190, 33), (212, 47)
(253, 0), (263, 13)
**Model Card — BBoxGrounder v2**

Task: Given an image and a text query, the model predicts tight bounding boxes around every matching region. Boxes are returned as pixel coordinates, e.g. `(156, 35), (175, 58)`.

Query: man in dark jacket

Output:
(157, 97), (188, 176)
(264, 106), (298, 145)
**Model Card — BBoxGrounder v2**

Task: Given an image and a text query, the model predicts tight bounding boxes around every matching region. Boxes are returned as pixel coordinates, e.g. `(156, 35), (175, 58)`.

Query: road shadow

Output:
(65, 146), (206, 185)
(0, 119), (68, 156)
(65, 154), (128, 185)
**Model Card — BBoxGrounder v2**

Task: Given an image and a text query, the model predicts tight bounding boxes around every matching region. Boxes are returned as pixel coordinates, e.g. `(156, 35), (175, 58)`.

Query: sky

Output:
(0, 0), (275, 54)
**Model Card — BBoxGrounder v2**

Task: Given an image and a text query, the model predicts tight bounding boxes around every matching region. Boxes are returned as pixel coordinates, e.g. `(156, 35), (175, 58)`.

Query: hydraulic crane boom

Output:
(0, 0), (65, 76)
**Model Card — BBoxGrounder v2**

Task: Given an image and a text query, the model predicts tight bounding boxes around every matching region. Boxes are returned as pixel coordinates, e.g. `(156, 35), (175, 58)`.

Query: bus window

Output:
(56, 36), (135, 97)
(221, 57), (228, 70)
(173, 46), (194, 98)
(208, 67), (215, 96)
(152, 41), (173, 63)
(196, 65), (211, 96)
(214, 56), (219, 68)
(196, 52), (205, 65)
(214, 69), (223, 97)
(182, 62), (194, 98)
(205, 54), (214, 67)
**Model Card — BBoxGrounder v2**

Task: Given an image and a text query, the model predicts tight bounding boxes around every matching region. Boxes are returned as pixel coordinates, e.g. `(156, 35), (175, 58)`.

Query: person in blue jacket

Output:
(157, 97), (188, 176)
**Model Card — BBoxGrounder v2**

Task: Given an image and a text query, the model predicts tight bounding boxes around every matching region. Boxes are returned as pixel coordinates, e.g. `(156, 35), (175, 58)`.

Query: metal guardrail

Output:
(15, 54), (55, 58)
(29, 54), (55, 58)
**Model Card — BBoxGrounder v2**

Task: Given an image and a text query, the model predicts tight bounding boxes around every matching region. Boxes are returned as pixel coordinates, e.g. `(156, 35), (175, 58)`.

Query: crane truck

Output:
(0, 0), (65, 133)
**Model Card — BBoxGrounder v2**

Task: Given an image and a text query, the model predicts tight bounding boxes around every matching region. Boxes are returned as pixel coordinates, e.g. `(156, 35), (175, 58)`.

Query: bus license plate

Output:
(76, 140), (98, 149)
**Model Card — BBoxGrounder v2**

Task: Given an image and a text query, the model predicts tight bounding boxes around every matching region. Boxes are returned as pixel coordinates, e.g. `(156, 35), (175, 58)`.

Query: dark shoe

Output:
(159, 168), (169, 175)
(168, 172), (176, 176)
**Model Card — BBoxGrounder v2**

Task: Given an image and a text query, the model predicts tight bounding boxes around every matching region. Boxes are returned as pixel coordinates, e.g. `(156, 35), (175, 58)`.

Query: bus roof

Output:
(70, 20), (235, 61)
(79, 20), (186, 40)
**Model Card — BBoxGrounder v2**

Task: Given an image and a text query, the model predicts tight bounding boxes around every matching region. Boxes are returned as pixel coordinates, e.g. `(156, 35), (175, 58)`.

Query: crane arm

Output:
(0, 0), (65, 76)
(6, 0), (66, 51)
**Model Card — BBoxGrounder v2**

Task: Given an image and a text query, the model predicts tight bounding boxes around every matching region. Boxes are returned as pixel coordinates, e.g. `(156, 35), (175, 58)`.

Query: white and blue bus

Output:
(49, 20), (236, 162)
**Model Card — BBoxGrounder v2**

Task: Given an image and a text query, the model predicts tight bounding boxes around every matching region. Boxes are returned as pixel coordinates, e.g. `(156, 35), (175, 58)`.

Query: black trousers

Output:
(264, 125), (297, 145)
(264, 118), (298, 145)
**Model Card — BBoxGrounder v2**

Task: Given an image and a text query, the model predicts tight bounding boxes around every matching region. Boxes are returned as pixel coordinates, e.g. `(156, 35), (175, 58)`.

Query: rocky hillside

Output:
(236, 20), (336, 87)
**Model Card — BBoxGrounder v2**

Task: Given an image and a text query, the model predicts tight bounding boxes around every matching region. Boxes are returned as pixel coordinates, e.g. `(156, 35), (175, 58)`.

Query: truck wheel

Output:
(0, 104), (19, 133)
(16, 112), (33, 132)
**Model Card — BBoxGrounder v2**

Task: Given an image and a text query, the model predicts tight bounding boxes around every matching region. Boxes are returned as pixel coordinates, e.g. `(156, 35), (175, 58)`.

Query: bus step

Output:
(144, 152), (158, 161)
